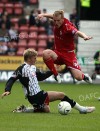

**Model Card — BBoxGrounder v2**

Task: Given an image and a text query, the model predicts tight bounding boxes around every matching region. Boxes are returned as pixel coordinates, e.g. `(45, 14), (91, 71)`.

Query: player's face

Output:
(53, 15), (64, 28)
(29, 55), (37, 65)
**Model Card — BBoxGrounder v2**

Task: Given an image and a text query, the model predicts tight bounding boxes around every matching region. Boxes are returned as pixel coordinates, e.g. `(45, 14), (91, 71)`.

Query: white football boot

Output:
(12, 105), (27, 113)
(80, 106), (95, 114)
(84, 75), (93, 84)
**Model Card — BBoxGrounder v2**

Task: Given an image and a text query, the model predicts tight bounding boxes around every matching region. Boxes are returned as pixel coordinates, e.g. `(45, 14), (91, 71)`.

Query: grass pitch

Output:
(0, 82), (100, 131)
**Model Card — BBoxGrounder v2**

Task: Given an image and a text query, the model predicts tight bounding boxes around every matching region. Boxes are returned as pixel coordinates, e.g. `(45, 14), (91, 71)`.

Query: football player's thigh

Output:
(47, 91), (64, 102)
(43, 49), (58, 60)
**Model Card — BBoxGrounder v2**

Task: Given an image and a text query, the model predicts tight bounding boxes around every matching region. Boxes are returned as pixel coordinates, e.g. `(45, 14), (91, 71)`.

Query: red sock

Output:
(44, 58), (58, 76)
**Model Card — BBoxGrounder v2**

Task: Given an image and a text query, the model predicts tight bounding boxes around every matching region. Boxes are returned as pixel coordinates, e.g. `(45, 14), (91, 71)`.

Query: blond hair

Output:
(53, 10), (64, 18)
(23, 48), (38, 61)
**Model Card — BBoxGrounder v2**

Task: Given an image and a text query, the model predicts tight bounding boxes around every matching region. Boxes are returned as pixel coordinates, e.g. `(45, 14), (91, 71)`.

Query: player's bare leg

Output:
(48, 91), (95, 114)
(70, 68), (92, 83)
(43, 49), (62, 83)
(13, 91), (95, 114)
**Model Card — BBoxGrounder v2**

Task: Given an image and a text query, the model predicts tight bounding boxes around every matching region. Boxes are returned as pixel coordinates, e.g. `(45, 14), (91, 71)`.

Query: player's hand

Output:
(1, 91), (11, 99)
(84, 36), (93, 41)
(36, 14), (44, 20)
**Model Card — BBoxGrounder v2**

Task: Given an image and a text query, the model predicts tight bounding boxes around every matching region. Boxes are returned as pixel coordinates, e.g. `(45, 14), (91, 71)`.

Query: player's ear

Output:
(28, 58), (31, 62)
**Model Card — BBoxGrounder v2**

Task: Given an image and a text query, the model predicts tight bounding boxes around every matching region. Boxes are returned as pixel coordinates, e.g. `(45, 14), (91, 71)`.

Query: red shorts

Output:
(54, 50), (81, 71)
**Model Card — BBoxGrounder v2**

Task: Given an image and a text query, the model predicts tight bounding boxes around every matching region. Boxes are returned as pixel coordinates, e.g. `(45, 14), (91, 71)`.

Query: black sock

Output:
(61, 96), (76, 108)
(83, 75), (88, 81)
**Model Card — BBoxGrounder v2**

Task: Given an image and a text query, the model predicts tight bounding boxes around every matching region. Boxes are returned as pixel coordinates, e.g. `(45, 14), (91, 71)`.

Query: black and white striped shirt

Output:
(5, 63), (52, 96)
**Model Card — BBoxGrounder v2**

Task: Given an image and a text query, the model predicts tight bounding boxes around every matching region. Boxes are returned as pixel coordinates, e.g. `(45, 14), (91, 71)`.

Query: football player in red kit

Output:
(37, 10), (93, 83)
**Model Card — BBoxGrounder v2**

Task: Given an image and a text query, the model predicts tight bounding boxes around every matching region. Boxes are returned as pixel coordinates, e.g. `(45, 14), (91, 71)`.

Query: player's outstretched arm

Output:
(37, 13), (53, 20)
(1, 76), (17, 99)
(36, 68), (53, 81)
(76, 31), (93, 41)
(1, 91), (10, 99)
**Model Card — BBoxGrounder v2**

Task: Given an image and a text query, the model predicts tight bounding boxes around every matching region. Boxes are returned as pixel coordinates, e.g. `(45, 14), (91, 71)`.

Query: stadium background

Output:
(0, 0), (100, 83)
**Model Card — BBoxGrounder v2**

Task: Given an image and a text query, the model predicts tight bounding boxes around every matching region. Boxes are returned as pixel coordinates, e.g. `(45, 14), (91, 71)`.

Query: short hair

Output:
(53, 10), (64, 18)
(23, 48), (38, 61)
(43, 8), (47, 12)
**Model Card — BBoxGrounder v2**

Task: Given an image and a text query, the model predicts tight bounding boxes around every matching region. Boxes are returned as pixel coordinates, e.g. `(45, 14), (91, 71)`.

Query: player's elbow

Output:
(75, 31), (81, 36)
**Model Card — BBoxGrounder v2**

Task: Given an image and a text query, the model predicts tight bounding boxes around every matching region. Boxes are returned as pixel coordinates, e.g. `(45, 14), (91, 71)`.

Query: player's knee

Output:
(43, 49), (52, 57)
(44, 105), (50, 113)
(45, 109), (50, 113)
(43, 49), (50, 55)
(59, 92), (65, 99)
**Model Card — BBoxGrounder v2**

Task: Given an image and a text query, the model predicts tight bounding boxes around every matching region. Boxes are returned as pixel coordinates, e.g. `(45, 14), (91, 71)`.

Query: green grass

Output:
(0, 82), (100, 131)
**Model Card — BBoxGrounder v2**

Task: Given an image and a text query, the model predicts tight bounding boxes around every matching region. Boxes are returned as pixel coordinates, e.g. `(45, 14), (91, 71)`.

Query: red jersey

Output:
(54, 18), (78, 53)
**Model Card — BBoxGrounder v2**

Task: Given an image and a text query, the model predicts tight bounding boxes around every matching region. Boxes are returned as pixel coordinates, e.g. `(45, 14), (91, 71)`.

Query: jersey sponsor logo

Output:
(55, 35), (63, 40)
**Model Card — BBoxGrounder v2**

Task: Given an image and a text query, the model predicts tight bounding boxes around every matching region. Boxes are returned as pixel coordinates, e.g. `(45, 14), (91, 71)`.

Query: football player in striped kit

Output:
(1, 48), (95, 114)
